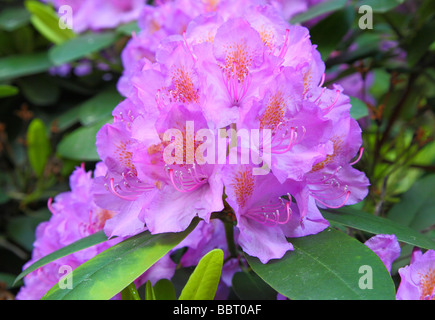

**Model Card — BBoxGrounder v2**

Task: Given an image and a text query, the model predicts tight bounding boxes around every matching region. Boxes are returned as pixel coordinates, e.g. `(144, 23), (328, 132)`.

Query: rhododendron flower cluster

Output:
(117, 0), (328, 96)
(15, 164), (176, 300)
(44, 0), (146, 33)
(95, 1), (369, 264)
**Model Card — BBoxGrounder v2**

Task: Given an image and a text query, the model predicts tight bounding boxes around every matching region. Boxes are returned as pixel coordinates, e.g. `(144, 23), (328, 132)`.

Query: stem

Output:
(224, 220), (238, 259)
(371, 74), (416, 176)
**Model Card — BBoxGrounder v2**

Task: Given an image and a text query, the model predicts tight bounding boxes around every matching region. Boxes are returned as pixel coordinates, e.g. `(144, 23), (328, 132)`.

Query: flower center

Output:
(116, 140), (137, 175)
(170, 66), (199, 104)
(259, 91), (287, 132)
(311, 136), (343, 172)
(224, 42), (253, 82)
(231, 167), (255, 209)
(420, 269), (435, 300)
(94, 208), (116, 230)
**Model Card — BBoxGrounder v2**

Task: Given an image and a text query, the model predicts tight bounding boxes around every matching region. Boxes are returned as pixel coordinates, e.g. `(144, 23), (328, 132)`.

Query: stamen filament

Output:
(349, 147), (364, 166)
(312, 191), (351, 209)
(109, 178), (139, 201)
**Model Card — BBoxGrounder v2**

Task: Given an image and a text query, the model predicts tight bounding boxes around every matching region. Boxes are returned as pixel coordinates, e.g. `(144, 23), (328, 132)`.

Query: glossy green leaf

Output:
(246, 228), (396, 300)
(121, 282), (141, 300)
(145, 280), (156, 300)
(387, 174), (435, 232)
(0, 85), (19, 98)
(357, 0), (406, 13)
(14, 230), (109, 286)
(232, 271), (277, 300)
(0, 52), (53, 81)
(116, 21), (140, 36)
(42, 219), (198, 300)
(0, 273), (22, 289)
(17, 75), (60, 106)
(57, 117), (111, 161)
(154, 279), (177, 300)
(290, 0), (347, 24)
(25, 0), (75, 45)
(350, 96), (369, 120)
(309, 7), (355, 60)
(0, 7), (30, 31)
(49, 31), (119, 66)
(322, 207), (435, 250)
(406, 19), (435, 67)
(26, 118), (51, 177)
(7, 209), (50, 251)
(78, 88), (122, 126)
(178, 249), (224, 300)
(53, 105), (82, 131)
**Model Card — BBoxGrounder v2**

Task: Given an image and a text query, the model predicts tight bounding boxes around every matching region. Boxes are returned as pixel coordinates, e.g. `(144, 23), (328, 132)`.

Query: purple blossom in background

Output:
(15, 164), (176, 300)
(364, 234), (401, 274)
(95, 1), (369, 264)
(45, 0), (146, 33)
(267, 0), (329, 25)
(396, 248), (435, 300)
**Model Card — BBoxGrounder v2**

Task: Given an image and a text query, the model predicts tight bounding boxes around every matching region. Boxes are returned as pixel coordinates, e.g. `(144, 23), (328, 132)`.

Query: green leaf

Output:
(322, 207), (435, 250)
(78, 88), (122, 126)
(49, 31), (119, 66)
(14, 230), (109, 286)
(290, 0), (347, 24)
(53, 105), (82, 131)
(350, 96), (369, 120)
(42, 219), (198, 300)
(116, 21), (140, 36)
(387, 174), (435, 232)
(25, 0), (75, 45)
(357, 0), (405, 13)
(0, 52), (53, 81)
(232, 271), (277, 300)
(369, 69), (391, 101)
(17, 75), (60, 106)
(121, 282), (141, 300)
(246, 228), (396, 300)
(0, 273), (22, 289)
(26, 118), (51, 177)
(57, 117), (111, 161)
(145, 280), (156, 300)
(0, 7), (31, 31)
(154, 279), (177, 300)
(7, 209), (50, 251)
(309, 7), (355, 60)
(0, 85), (19, 98)
(178, 249), (224, 300)
(406, 19), (435, 67)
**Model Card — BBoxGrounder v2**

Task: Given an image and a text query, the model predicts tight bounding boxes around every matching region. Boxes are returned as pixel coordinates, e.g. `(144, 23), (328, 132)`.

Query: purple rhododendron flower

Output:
(117, 0), (326, 96)
(364, 234), (401, 274)
(15, 163), (176, 300)
(45, 0), (146, 33)
(396, 248), (435, 300)
(267, 0), (328, 24)
(95, 1), (369, 264)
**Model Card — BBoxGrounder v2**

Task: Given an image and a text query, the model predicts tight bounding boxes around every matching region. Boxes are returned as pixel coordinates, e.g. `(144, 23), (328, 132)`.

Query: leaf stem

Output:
(224, 220), (238, 259)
